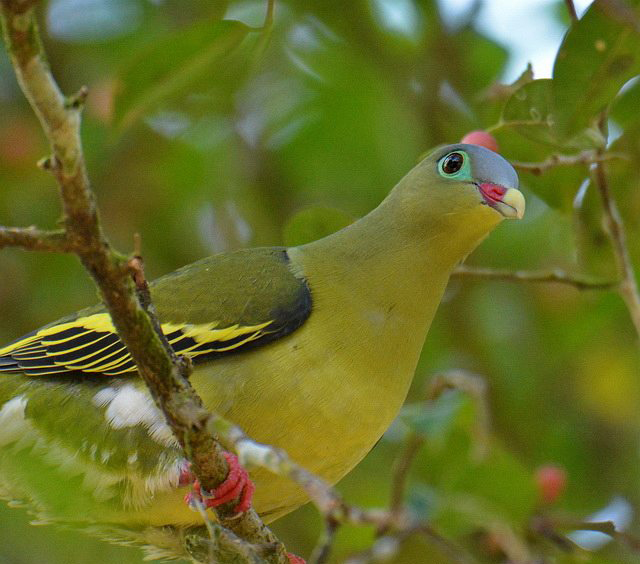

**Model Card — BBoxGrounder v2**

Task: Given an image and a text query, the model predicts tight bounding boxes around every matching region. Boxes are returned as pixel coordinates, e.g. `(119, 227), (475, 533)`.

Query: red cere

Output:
(287, 553), (306, 564)
(460, 131), (500, 153)
(479, 182), (507, 203)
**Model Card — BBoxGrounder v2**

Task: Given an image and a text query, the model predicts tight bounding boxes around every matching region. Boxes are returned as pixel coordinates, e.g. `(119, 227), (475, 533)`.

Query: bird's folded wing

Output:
(0, 247), (311, 377)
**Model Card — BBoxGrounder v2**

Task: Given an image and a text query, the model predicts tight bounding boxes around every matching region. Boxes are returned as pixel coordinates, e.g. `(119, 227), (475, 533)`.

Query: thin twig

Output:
(568, 520), (640, 552)
(308, 517), (340, 564)
(529, 515), (580, 553)
(564, 0), (578, 22)
(427, 371), (491, 460)
(453, 264), (618, 291)
(510, 150), (624, 175)
(593, 157), (640, 338)
(264, 0), (275, 28)
(250, 0), (276, 69)
(0, 226), (72, 252)
(387, 434), (424, 520)
(532, 516), (640, 554)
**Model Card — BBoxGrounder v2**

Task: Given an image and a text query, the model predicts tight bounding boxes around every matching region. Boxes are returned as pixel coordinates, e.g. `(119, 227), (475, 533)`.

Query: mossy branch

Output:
(0, 226), (71, 251)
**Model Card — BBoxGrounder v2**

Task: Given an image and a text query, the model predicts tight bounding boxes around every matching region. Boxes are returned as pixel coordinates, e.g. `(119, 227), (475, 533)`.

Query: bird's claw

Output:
(287, 553), (306, 564)
(182, 452), (255, 515)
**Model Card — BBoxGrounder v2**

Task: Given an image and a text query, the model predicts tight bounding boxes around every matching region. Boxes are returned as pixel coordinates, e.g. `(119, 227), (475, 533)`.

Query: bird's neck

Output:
(300, 191), (499, 315)
(293, 191), (501, 388)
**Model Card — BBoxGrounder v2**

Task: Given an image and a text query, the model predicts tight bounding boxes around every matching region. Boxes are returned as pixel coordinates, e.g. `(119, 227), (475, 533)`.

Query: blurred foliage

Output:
(1, 0), (640, 563)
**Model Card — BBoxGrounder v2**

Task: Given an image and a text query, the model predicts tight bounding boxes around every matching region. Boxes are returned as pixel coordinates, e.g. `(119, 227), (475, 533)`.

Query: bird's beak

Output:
(477, 183), (525, 220)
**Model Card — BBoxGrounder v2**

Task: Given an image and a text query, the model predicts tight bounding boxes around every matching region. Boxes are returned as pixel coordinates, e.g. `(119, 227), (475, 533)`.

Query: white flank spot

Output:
(95, 384), (178, 447)
(0, 395), (30, 447)
(92, 386), (118, 407)
(103, 384), (158, 428)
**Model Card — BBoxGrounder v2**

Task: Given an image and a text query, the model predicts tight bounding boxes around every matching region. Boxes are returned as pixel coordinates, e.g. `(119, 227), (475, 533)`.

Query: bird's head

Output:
(386, 143), (525, 251)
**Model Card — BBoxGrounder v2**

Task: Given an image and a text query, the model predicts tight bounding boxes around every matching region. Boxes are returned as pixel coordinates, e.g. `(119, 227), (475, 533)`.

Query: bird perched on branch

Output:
(0, 143), (523, 558)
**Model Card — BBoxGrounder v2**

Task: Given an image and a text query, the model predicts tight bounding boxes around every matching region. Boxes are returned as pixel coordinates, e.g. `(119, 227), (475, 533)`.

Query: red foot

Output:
(287, 553), (306, 564)
(182, 452), (255, 514)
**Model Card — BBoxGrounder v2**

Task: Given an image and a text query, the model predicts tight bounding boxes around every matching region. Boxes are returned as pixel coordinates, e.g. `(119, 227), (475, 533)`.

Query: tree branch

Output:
(0, 226), (72, 252)
(453, 265), (618, 291)
(531, 516), (640, 554)
(0, 2), (289, 562)
(564, 0), (578, 22)
(593, 157), (640, 338)
(510, 150), (623, 176)
(387, 433), (424, 522)
(307, 518), (339, 564)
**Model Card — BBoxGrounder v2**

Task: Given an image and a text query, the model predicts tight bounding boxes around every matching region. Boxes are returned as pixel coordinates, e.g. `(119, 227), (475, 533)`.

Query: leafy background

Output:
(1, 0), (640, 562)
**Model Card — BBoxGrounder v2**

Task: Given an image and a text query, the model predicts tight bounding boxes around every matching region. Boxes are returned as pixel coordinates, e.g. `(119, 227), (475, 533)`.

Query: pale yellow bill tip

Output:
(500, 187), (526, 220)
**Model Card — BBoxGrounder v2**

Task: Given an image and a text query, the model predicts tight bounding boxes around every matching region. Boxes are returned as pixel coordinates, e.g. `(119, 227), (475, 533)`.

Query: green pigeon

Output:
(0, 143), (524, 557)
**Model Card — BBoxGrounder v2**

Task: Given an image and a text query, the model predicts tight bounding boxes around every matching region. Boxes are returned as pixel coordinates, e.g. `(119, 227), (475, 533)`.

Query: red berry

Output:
(535, 464), (567, 504)
(460, 131), (499, 153)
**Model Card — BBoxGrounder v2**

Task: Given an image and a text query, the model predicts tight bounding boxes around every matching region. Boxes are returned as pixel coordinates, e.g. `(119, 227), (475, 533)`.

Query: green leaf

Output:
(553, 0), (640, 138)
(114, 19), (251, 132)
(282, 206), (353, 247)
(455, 28), (509, 97)
(413, 431), (537, 534)
(501, 79), (559, 146)
(611, 77), (640, 128)
(497, 78), (605, 210)
(500, 79), (601, 147)
(475, 63), (534, 127)
(400, 390), (466, 438)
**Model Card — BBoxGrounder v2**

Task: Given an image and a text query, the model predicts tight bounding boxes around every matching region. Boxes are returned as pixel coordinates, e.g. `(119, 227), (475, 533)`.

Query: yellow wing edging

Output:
(1, 312), (275, 367)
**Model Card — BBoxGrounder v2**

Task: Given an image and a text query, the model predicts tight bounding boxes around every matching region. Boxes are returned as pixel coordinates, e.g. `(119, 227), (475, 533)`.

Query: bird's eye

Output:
(441, 152), (464, 175)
